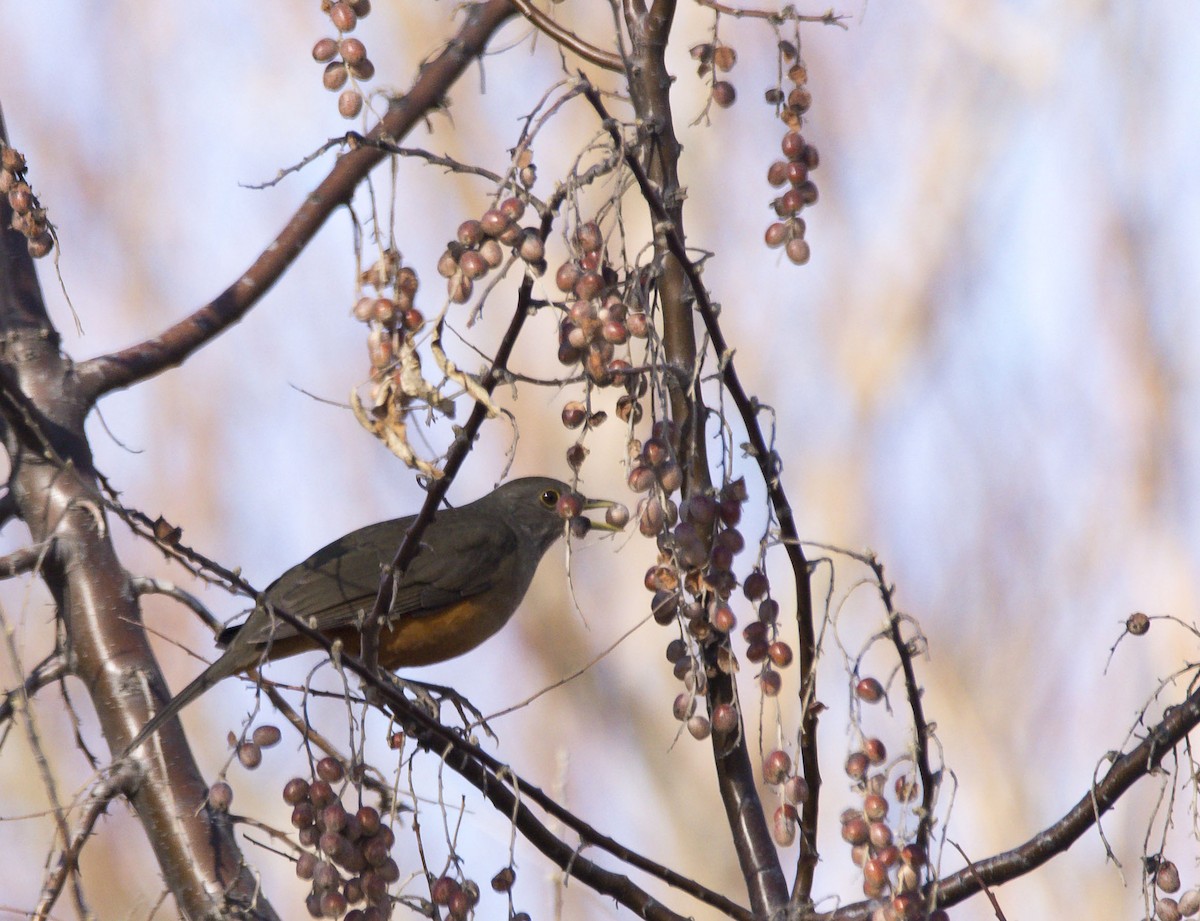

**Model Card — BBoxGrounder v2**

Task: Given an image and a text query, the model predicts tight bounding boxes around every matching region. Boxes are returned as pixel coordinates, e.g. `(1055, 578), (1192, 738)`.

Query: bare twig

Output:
(0, 598), (89, 919)
(866, 555), (939, 854)
(258, 678), (397, 813)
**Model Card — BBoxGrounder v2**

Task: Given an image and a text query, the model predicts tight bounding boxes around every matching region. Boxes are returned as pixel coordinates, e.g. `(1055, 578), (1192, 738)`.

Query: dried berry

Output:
(237, 742), (262, 769)
(773, 804), (798, 847)
(711, 702), (739, 734)
(338, 90), (364, 118)
(605, 503), (630, 529)
(845, 751), (869, 780)
(786, 237), (811, 266)
(251, 725), (281, 747)
(760, 670), (782, 696)
(458, 249), (488, 280)
(283, 777), (310, 805)
(763, 749), (792, 784)
(855, 677), (884, 703)
(863, 793), (888, 821)
(1159, 861), (1183, 894)
(316, 757), (345, 783)
(767, 641), (793, 668)
(313, 37), (340, 62)
(1127, 611), (1150, 635)
(841, 814), (869, 845)
(781, 131), (805, 160)
(783, 775), (809, 805)
(864, 737), (887, 764)
(329, 1), (358, 31)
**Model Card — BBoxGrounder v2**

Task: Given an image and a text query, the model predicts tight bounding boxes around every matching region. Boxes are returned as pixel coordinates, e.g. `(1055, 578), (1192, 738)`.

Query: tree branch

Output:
(75, 0), (518, 402)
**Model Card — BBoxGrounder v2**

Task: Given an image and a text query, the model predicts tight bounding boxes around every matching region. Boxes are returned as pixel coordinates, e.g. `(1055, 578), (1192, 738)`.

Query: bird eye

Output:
(540, 488), (560, 507)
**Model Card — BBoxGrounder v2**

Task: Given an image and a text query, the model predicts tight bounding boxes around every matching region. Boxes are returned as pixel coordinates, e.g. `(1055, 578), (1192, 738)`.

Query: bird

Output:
(126, 476), (621, 752)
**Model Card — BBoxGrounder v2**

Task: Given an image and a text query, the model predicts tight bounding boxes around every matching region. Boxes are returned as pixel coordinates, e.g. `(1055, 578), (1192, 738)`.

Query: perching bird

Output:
(127, 476), (620, 752)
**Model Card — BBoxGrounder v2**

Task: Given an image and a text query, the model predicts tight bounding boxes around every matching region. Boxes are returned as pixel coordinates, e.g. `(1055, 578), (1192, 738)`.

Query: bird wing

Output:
(229, 513), (518, 647)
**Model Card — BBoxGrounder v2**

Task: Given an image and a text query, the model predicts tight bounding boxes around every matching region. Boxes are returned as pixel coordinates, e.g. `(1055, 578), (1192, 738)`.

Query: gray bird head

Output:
(477, 476), (623, 557)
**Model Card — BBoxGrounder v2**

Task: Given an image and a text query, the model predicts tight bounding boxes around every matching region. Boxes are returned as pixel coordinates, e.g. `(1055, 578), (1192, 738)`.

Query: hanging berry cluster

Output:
(353, 251), (424, 402)
(690, 40), (738, 109)
(760, 748), (809, 847)
(642, 471), (794, 740)
(832, 676), (950, 920)
(1, 144), (53, 259)
(435, 198), (545, 305)
(554, 221), (649, 390)
(311, 0), (375, 119)
(284, 758), (399, 921)
(1150, 858), (1200, 921)
(764, 43), (818, 265)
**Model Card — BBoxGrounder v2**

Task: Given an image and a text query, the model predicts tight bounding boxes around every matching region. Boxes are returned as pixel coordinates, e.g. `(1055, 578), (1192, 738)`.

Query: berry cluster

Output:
(760, 748), (810, 847)
(554, 221), (649, 396)
(645, 473), (793, 736)
(284, 757), (398, 920)
(202, 726), (284, 812)
(836, 677), (947, 921)
(763, 128), (817, 266)
(1153, 858), (1200, 921)
(1, 145), (53, 259)
(235, 723), (283, 769)
(690, 40), (738, 109)
(764, 44), (818, 265)
(627, 423), (685, 537)
(428, 875), (481, 920)
(353, 251), (424, 400)
(311, 0), (375, 119)
(436, 198), (544, 304)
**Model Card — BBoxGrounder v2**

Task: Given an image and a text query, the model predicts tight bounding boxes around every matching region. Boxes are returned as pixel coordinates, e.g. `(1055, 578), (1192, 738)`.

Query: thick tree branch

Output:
(0, 107), (279, 920)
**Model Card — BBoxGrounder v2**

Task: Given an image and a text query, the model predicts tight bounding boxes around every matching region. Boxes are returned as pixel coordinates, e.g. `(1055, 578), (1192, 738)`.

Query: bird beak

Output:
(579, 497), (627, 533)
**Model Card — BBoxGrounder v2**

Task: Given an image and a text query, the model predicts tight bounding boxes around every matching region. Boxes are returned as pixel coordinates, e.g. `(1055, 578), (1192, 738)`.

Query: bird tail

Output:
(123, 649), (247, 757)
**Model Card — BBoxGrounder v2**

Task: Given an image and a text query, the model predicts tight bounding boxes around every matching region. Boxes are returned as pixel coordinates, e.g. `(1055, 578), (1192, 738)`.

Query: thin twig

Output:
(473, 612), (654, 727)
(866, 555), (939, 854)
(33, 762), (139, 921)
(258, 677), (397, 813)
(0, 651), (68, 726)
(510, 0), (625, 71)
(693, 0), (848, 26)
(0, 598), (90, 919)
